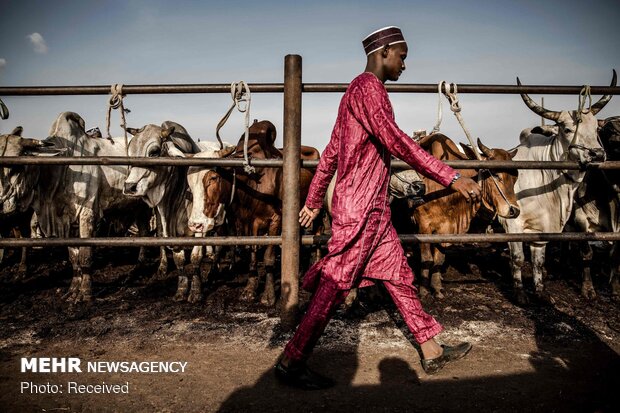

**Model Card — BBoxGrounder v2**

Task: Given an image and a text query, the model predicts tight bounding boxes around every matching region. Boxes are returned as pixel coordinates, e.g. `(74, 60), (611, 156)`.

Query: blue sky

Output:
(0, 0), (619, 150)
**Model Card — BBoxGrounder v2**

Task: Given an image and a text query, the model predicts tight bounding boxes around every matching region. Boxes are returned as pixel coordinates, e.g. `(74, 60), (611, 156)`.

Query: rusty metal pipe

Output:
(1, 232), (618, 248)
(2, 157), (619, 171)
(280, 54), (303, 329)
(2, 84), (618, 96)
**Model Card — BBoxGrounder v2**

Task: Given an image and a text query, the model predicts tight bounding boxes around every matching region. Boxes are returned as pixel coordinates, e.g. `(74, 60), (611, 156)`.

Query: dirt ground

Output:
(0, 242), (618, 413)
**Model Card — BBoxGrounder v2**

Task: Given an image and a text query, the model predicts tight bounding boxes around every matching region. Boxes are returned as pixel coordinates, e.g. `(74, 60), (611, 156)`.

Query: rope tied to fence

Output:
(440, 82), (482, 160)
(216, 81), (254, 174)
(0, 97), (8, 120)
(105, 83), (130, 157)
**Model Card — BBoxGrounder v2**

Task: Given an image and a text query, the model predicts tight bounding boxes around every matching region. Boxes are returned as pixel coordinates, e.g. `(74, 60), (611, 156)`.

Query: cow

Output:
(0, 127), (54, 274)
(186, 120), (318, 306)
(123, 122), (234, 302)
(499, 71), (615, 304)
(568, 116), (620, 299)
(0, 113), (153, 302)
(412, 134), (520, 298)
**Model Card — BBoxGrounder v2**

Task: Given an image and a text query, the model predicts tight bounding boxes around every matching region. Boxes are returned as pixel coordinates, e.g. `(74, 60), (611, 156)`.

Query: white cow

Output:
(123, 122), (233, 303)
(0, 113), (153, 302)
(499, 72), (615, 304)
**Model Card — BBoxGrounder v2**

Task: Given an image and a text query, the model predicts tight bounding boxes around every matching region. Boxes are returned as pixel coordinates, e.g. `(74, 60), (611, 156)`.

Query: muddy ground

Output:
(0, 242), (618, 413)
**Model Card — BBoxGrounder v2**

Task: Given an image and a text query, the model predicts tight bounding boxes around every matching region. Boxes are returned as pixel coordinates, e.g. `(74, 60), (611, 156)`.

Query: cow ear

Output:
(459, 143), (479, 160)
(161, 126), (175, 141)
(10, 126), (23, 136)
(163, 141), (185, 157)
(507, 148), (518, 159)
(125, 127), (141, 136)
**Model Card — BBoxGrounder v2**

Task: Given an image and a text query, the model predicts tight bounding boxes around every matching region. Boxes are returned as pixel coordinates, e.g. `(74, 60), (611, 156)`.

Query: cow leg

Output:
(74, 213), (96, 303)
(240, 246), (259, 302)
(531, 244), (554, 304)
(579, 242), (596, 300)
(260, 218), (280, 307)
(343, 288), (359, 312)
(155, 247), (169, 280)
(418, 243), (433, 299)
(172, 249), (189, 301)
(63, 246), (82, 302)
(187, 246), (204, 304)
(260, 245), (277, 307)
(508, 242), (528, 305)
(610, 242), (619, 300)
(431, 247), (446, 299)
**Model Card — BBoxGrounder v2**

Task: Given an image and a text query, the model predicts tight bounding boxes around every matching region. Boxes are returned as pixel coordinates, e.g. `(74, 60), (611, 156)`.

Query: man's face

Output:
(383, 43), (408, 81)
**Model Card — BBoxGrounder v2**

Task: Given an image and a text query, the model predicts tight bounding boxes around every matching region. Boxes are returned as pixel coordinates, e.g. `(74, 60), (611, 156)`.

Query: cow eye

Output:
(148, 148), (161, 157)
(564, 128), (573, 134)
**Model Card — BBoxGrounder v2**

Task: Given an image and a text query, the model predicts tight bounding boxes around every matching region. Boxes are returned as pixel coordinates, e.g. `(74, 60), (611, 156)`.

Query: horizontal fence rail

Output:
(1, 83), (619, 96)
(1, 156), (619, 171)
(2, 232), (618, 248)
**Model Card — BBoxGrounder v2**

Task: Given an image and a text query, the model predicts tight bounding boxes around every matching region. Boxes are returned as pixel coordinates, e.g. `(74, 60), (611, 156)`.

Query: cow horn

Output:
(216, 146), (236, 158)
(517, 77), (561, 121)
(21, 138), (53, 149)
(477, 138), (493, 157)
(125, 126), (142, 136)
(161, 126), (175, 141)
(459, 143), (478, 160)
(591, 69), (617, 115)
(10, 126), (23, 136)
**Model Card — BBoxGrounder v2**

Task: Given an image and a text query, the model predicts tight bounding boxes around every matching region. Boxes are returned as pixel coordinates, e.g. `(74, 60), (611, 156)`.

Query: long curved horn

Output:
(591, 69), (617, 115)
(477, 138), (493, 157)
(517, 77), (561, 121)
(216, 146), (236, 158)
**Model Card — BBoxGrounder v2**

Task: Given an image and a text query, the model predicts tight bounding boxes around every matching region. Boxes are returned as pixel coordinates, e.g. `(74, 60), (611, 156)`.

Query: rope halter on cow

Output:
(216, 81), (255, 174)
(0, 97), (8, 120)
(563, 84), (594, 162)
(105, 83), (131, 157)
(438, 82), (514, 211)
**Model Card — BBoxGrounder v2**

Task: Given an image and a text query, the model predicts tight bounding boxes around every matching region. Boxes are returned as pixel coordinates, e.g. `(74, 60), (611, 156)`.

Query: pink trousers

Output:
(284, 276), (443, 362)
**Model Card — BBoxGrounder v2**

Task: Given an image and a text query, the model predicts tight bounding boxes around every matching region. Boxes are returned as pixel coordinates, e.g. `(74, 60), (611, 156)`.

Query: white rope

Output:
(430, 81), (448, 134)
(216, 81), (254, 174)
(105, 83), (130, 157)
(442, 82), (482, 160)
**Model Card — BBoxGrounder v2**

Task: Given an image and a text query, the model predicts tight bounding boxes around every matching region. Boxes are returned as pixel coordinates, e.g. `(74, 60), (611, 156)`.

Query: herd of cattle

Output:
(0, 74), (618, 308)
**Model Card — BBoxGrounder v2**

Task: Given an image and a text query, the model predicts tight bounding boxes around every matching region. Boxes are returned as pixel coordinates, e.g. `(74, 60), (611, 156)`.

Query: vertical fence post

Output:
(281, 54), (302, 330)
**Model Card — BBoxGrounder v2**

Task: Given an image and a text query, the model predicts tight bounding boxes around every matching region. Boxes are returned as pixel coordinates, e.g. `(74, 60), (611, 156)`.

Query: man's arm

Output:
(349, 78), (481, 201)
(304, 120), (340, 209)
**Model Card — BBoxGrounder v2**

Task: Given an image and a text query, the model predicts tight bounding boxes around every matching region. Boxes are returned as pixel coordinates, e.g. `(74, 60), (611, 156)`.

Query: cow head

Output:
(123, 124), (180, 205)
(388, 169), (426, 208)
(186, 146), (236, 234)
(0, 127), (62, 214)
(460, 139), (520, 219)
(598, 116), (620, 192)
(517, 70), (616, 164)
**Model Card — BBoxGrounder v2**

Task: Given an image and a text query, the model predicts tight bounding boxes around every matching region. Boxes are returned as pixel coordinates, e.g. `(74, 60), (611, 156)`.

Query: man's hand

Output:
(299, 205), (321, 228)
(450, 176), (481, 203)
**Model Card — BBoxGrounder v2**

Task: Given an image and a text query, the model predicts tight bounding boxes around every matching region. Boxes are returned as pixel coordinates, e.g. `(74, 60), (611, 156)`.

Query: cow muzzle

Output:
(124, 182), (139, 195)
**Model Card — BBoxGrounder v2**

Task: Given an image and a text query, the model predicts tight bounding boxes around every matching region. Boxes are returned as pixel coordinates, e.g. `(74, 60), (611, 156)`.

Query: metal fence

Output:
(1, 54), (619, 327)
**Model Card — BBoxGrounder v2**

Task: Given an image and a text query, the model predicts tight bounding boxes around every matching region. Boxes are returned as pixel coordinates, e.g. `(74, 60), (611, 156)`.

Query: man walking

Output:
(275, 26), (481, 390)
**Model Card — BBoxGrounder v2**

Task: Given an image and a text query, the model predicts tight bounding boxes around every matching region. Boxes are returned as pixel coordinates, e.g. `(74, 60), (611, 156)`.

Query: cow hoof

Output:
(260, 292), (276, 307)
(514, 290), (529, 306)
(433, 290), (445, 300)
(419, 286), (430, 300)
(581, 285), (597, 300)
(187, 290), (203, 304)
(535, 290), (555, 305)
(240, 288), (256, 302)
(173, 291), (187, 302)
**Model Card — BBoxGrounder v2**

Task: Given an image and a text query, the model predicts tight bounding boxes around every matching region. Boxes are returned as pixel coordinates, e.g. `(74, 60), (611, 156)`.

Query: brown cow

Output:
(412, 134), (520, 299)
(186, 120), (318, 306)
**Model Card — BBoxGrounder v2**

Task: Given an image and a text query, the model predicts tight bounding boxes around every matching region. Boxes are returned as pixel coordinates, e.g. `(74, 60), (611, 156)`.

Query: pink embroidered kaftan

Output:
(302, 72), (457, 291)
